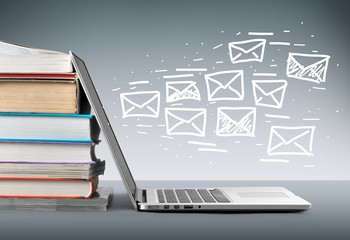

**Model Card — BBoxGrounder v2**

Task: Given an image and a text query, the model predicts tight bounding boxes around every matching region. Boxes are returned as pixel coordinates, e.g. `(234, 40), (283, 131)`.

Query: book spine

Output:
(0, 178), (96, 199)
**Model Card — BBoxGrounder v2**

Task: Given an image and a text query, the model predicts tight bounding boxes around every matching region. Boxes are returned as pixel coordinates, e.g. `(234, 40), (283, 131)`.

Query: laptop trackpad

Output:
(237, 192), (289, 198)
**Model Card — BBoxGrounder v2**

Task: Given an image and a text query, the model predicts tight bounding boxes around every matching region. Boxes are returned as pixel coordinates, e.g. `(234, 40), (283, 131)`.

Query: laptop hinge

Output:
(135, 188), (146, 203)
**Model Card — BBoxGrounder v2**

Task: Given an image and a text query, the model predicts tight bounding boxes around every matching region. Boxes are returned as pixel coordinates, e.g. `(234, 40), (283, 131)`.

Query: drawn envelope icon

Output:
(286, 52), (330, 83)
(166, 81), (201, 103)
(205, 70), (244, 101)
(120, 91), (160, 118)
(216, 107), (256, 137)
(267, 126), (316, 156)
(228, 39), (266, 64)
(252, 80), (288, 109)
(165, 108), (206, 137)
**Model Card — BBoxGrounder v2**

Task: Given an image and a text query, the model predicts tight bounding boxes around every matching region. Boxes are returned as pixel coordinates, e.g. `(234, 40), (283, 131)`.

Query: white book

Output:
(0, 113), (100, 142)
(0, 161), (105, 179)
(0, 41), (72, 73)
(0, 141), (97, 164)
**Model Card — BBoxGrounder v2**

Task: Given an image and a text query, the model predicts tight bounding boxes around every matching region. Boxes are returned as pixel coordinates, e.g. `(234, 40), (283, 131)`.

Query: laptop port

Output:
(184, 205), (193, 209)
(147, 205), (159, 210)
(164, 205), (170, 209)
(174, 205), (180, 209)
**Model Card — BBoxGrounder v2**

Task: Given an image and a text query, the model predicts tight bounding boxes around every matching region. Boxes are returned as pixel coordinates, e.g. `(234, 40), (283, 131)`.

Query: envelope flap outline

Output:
(219, 108), (255, 124)
(219, 109), (254, 133)
(121, 91), (159, 109)
(167, 81), (197, 93)
(206, 70), (243, 89)
(289, 53), (330, 69)
(217, 107), (256, 136)
(165, 108), (206, 136)
(252, 80), (287, 96)
(229, 39), (266, 54)
(166, 108), (205, 124)
(271, 127), (315, 145)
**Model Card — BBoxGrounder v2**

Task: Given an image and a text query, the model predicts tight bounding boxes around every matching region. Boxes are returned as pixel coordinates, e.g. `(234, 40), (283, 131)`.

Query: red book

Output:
(0, 73), (77, 80)
(0, 177), (98, 198)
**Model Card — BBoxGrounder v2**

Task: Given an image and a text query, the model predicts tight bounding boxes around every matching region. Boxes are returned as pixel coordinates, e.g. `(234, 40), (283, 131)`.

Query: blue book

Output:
(0, 112), (100, 142)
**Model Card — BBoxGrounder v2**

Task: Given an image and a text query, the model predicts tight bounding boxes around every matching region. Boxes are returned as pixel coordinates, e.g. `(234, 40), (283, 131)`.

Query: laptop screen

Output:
(71, 52), (137, 208)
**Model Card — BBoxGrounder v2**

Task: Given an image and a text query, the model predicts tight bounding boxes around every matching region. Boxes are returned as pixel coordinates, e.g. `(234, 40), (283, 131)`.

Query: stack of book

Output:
(0, 41), (112, 210)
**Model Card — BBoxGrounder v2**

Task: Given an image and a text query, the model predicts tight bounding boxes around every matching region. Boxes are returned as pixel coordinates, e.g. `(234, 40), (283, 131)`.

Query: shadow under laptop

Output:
(108, 193), (307, 214)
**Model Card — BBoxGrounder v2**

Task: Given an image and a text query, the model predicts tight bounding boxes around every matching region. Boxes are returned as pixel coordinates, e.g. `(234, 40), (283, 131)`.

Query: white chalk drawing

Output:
(252, 73), (277, 77)
(213, 43), (223, 49)
(267, 126), (316, 156)
(312, 86), (326, 90)
(154, 69), (168, 73)
(228, 39), (266, 64)
(129, 81), (149, 85)
(187, 140), (216, 147)
(205, 70), (244, 101)
(170, 103), (184, 107)
(216, 107), (256, 137)
(269, 42), (291, 46)
(176, 68), (207, 72)
(116, 27), (332, 165)
(302, 118), (320, 121)
(166, 81), (201, 103)
(252, 80), (288, 109)
(260, 159), (290, 163)
(165, 108), (206, 137)
(286, 52), (330, 83)
(136, 124), (153, 128)
(170, 103), (183, 107)
(137, 131), (148, 135)
(293, 43), (306, 47)
(248, 32), (274, 36)
(163, 74), (194, 79)
(193, 58), (204, 62)
(120, 91), (160, 118)
(160, 135), (174, 139)
(197, 148), (228, 153)
(265, 114), (291, 119)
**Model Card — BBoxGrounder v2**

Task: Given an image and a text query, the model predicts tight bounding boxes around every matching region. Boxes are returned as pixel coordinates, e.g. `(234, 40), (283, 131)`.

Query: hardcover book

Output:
(0, 113), (100, 142)
(0, 187), (113, 211)
(0, 41), (72, 73)
(0, 177), (98, 198)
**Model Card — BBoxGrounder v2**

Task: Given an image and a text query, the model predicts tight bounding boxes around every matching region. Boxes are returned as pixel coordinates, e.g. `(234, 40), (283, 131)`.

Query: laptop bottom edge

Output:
(136, 186), (311, 212)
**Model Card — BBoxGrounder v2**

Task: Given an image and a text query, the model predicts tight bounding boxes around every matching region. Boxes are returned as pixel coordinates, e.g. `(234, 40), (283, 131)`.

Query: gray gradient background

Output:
(1, 0), (349, 180)
(0, 181), (349, 240)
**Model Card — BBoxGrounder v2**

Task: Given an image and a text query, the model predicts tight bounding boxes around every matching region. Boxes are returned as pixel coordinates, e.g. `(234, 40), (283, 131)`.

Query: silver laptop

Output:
(71, 52), (311, 212)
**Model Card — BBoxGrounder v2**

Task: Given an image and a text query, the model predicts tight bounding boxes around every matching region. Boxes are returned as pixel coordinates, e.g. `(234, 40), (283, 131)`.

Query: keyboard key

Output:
(186, 189), (203, 203)
(210, 189), (230, 203)
(164, 189), (178, 203)
(197, 189), (216, 203)
(157, 189), (165, 203)
(175, 190), (191, 203)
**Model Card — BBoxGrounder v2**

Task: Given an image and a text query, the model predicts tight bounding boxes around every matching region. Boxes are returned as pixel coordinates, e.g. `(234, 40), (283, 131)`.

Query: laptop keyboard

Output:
(157, 189), (230, 204)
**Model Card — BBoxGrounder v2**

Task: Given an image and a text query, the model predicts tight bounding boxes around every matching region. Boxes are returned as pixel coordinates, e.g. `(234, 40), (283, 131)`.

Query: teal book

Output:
(0, 112), (100, 142)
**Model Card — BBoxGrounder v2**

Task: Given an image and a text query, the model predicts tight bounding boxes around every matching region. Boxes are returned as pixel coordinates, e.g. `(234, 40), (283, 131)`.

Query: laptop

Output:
(71, 52), (311, 212)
